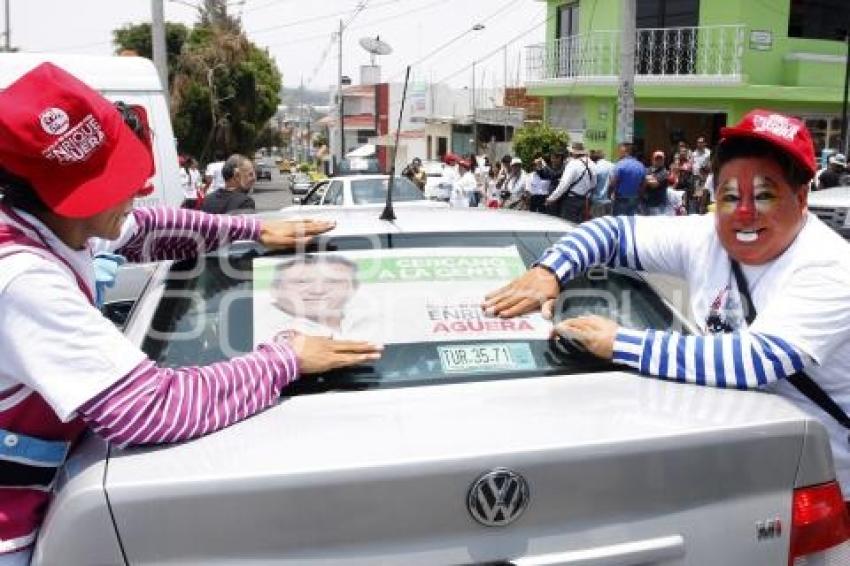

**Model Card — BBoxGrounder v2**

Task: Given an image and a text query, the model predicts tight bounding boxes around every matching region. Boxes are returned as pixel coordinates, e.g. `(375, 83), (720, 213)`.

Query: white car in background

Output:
(293, 174), (446, 210)
(807, 185), (850, 239)
(422, 160), (450, 200)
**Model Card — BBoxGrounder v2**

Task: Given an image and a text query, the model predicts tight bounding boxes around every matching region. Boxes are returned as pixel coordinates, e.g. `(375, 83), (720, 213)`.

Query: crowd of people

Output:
(402, 134), (716, 223)
(178, 151), (260, 214)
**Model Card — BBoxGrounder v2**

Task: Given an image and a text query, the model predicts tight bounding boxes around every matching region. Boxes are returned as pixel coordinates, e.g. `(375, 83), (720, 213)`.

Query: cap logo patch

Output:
(752, 114), (799, 141)
(39, 107), (70, 136)
(42, 114), (105, 164)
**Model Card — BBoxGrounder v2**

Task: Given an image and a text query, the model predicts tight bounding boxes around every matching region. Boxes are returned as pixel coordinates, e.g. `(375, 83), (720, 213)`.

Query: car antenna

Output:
(380, 65), (411, 222)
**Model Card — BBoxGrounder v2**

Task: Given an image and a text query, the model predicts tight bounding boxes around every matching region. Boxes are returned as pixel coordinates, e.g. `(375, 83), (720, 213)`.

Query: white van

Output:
(0, 52), (183, 208)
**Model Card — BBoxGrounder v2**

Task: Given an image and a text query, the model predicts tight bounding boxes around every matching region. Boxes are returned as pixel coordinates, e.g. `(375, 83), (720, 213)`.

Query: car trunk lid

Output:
(107, 371), (808, 565)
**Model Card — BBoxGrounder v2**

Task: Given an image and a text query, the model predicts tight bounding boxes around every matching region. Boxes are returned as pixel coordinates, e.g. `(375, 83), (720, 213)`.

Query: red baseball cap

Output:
(719, 109), (816, 180)
(0, 63), (155, 218)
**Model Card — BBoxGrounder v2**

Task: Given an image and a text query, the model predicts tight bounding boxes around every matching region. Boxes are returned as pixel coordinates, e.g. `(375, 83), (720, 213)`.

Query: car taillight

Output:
(789, 481), (850, 565)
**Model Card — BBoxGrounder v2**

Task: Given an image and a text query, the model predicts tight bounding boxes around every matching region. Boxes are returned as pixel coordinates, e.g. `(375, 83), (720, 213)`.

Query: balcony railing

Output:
(525, 25), (745, 83)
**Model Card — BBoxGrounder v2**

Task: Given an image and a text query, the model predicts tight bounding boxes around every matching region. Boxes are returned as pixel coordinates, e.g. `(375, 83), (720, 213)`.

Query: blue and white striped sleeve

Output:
(612, 328), (809, 389)
(536, 216), (643, 283)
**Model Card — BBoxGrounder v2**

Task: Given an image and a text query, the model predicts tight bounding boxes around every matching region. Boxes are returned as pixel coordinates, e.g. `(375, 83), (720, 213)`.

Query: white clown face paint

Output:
(714, 157), (808, 265)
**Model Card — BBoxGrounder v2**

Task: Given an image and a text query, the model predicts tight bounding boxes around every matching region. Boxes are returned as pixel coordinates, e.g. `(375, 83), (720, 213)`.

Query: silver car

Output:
(35, 208), (849, 565)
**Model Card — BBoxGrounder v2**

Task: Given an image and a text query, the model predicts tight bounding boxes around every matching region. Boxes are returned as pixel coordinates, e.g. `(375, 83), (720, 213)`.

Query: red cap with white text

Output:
(0, 62), (155, 218)
(719, 109), (817, 180)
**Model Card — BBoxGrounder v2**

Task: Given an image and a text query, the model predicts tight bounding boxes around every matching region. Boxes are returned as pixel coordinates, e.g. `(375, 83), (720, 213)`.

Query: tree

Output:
(511, 123), (569, 169)
(113, 1), (281, 163)
(256, 124), (284, 150)
(113, 22), (189, 84)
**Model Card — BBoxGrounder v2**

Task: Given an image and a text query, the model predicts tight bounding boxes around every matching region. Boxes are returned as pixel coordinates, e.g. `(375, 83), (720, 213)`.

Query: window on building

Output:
(803, 115), (844, 156)
(427, 135), (433, 160)
(637, 0), (699, 28)
(556, 3), (580, 77)
(556, 3), (580, 39)
(437, 136), (448, 158)
(788, 0), (848, 41)
(636, 0), (700, 75)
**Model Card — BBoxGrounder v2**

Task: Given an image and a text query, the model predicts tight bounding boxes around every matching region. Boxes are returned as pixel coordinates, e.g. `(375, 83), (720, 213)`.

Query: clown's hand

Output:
(482, 266), (560, 319)
(553, 315), (619, 360)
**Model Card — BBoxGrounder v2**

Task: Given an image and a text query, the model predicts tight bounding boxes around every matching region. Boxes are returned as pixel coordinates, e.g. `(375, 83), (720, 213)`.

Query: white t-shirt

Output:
(632, 213), (850, 494)
(527, 171), (552, 196)
(205, 161), (225, 192)
(692, 147), (711, 173)
(180, 168), (195, 199)
(450, 171), (477, 208)
(0, 209), (146, 421)
(549, 157), (596, 201)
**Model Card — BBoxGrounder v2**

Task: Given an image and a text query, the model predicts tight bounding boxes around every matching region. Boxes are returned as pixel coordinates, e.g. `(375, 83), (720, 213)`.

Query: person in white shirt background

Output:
(204, 151), (226, 194)
(499, 157), (527, 209)
(179, 155), (202, 209)
(588, 149), (614, 218)
(484, 109), (850, 505)
(525, 153), (551, 213)
(546, 142), (596, 222)
(450, 159), (477, 208)
(691, 135), (711, 173)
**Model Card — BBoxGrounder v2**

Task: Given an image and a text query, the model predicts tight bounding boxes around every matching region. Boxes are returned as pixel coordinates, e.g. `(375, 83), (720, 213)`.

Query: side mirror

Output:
(293, 196), (303, 205)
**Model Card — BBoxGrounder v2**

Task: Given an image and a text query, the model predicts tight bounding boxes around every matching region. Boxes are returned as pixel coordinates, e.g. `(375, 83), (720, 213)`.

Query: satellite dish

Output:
(359, 36), (393, 65)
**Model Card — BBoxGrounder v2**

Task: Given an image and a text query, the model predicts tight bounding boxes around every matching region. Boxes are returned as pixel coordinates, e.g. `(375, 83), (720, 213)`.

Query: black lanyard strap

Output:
(731, 260), (850, 431)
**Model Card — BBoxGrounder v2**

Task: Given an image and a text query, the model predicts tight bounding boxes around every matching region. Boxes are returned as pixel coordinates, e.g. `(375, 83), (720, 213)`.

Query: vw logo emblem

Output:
(467, 468), (530, 527)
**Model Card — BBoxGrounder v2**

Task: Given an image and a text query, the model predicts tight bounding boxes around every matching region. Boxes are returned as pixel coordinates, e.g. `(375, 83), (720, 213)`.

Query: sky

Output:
(8, 0), (547, 91)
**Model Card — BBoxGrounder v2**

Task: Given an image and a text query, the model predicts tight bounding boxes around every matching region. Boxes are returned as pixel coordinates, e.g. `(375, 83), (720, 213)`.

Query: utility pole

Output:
(3, 0), (10, 52)
(616, 0), (636, 144)
(151, 0), (169, 109)
(338, 19), (346, 162)
(503, 44), (509, 143)
(841, 32), (850, 155)
(299, 75), (306, 163)
(472, 60), (478, 154)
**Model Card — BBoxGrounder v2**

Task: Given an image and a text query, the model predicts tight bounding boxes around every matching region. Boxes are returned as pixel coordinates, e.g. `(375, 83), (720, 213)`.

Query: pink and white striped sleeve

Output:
(115, 207), (261, 263)
(77, 343), (299, 447)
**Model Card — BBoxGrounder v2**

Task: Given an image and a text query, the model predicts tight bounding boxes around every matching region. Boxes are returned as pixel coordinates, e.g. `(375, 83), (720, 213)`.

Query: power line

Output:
(433, 8), (551, 85)
(241, 0), (299, 14)
(262, 0), (447, 48)
(343, 0), (368, 28)
(246, 0), (404, 35)
(383, 0), (516, 82)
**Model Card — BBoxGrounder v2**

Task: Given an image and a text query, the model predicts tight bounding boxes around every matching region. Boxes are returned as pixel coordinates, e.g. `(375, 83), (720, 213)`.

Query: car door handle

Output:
(483, 535), (685, 566)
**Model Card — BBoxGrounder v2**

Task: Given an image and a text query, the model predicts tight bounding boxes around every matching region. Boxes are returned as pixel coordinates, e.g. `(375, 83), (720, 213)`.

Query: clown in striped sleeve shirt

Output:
(535, 213), (850, 392)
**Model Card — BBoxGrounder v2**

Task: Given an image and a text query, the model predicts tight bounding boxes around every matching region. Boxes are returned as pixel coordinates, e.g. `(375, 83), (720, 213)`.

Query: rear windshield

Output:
(351, 177), (423, 204)
(142, 232), (684, 394)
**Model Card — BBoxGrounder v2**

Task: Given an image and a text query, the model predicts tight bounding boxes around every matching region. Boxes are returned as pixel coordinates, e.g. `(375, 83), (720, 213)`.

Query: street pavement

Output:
(252, 169), (295, 211)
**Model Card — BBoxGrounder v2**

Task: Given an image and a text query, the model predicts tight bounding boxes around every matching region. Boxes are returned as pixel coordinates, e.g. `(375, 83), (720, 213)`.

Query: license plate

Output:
(437, 343), (536, 374)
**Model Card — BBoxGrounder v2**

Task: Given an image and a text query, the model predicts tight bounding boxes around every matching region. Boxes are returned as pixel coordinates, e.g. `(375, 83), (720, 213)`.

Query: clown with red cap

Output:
(0, 63), (382, 563)
(485, 109), (850, 505)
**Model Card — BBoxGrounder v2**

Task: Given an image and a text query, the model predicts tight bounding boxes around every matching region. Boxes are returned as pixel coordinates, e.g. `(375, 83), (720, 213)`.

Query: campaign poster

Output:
(252, 246), (551, 347)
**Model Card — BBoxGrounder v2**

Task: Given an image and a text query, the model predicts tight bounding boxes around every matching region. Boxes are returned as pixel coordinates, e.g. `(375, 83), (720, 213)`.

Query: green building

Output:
(525, 0), (848, 161)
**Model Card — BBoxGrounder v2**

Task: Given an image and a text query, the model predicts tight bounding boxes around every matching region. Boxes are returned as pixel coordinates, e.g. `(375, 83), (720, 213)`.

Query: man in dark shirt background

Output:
(817, 153), (846, 190)
(201, 154), (256, 214)
(643, 150), (669, 215)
